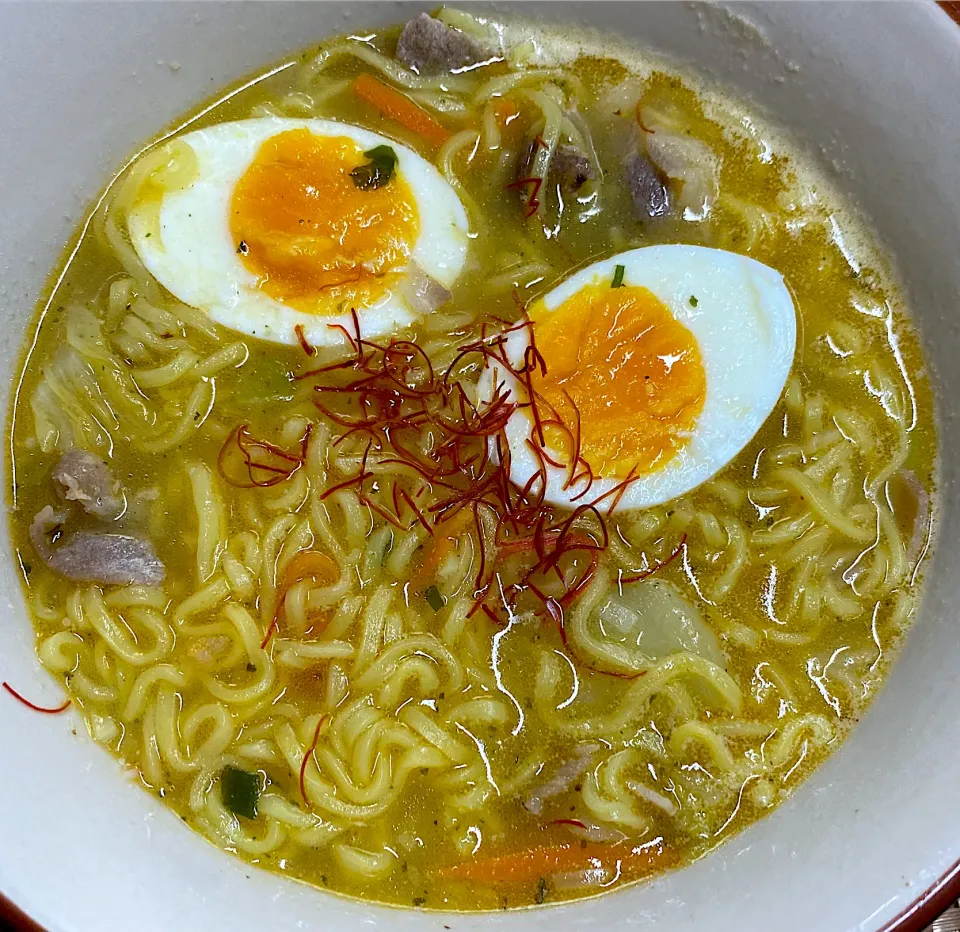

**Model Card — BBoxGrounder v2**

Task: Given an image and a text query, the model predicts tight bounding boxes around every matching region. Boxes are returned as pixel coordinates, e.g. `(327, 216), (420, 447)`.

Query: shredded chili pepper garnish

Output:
(299, 714), (330, 804)
(635, 100), (656, 135)
(218, 424), (312, 489)
(2, 681), (71, 714)
(506, 176), (544, 219)
(268, 312), (684, 678)
(620, 534), (687, 584)
(262, 551), (341, 649)
(551, 818), (587, 829)
(294, 323), (317, 357)
(260, 605), (283, 649)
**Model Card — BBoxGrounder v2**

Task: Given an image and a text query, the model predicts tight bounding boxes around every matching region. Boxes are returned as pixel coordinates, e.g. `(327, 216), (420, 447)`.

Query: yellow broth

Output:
(7, 13), (937, 911)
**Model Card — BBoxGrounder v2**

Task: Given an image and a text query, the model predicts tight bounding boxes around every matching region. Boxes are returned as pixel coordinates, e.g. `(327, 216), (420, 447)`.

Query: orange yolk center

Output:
(230, 129), (420, 313)
(529, 283), (707, 478)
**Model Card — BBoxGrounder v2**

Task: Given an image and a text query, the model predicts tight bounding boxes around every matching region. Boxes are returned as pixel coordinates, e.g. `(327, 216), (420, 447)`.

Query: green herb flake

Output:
(425, 585), (446, 612)
(689, 295), (699, 307)
(221, 766), (261, 819)
(381, 530), (395, 566)
(350, 145), (398, 190)
(534, 876), (548, 905)
(611, 264), (626, 288)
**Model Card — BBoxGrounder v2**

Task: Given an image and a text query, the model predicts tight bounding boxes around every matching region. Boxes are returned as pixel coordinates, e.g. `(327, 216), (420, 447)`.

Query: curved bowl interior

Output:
(1, 3), (959, 931)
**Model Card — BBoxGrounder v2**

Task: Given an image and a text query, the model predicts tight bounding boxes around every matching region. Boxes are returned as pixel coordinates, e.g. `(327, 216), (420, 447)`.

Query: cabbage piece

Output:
(596, 579), (724, 666)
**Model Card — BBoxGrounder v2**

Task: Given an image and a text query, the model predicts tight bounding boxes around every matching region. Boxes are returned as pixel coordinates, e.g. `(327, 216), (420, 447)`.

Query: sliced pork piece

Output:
(549, 144), (595, 191)
(624, 150), (670, 221)
(52, 449), (122, 519)
(643, 124), (719, 219)
(396, 13), (493, 74)
(30, 505), (165, 586)
(523, 743), (601, 815)
(520, 141), (595, 193)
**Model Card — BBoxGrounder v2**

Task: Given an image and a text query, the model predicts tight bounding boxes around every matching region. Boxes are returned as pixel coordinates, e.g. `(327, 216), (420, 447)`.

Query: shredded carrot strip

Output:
(261, 550), (340, 648)
(352, 74), (451, 148)
(281, 550), (340, 590)
(419, 508), (472, 581)
(438, 838), (673, 884)
(493, 97), (519, 128)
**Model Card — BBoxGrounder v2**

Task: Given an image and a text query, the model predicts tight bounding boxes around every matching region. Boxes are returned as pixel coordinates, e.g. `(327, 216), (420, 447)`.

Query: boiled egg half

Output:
(127, 118), (469, 347)
(489, 246), (797, 510)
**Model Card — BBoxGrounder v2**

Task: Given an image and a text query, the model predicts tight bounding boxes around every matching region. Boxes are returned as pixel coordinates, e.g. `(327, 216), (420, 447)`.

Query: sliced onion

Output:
(523, 742), (600, 814)
(552, 865), (617, 890)
(553, 818), (626, 844)
(399, 264), (452, 317)
(627, 780), (677, 815)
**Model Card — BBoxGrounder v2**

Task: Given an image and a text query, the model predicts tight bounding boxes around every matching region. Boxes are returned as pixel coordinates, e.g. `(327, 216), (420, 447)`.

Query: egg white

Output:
(128, 118), (470, 347)
(489, 246), (797, 511)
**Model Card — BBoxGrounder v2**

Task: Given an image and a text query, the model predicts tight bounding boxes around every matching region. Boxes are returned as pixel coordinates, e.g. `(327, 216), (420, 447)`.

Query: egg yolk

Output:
(529, 283), (706, 478)
(231, 129), (420, 313)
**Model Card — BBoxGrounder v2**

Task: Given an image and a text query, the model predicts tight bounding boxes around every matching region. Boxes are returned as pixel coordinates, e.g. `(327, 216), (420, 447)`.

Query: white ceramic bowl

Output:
(1, 4), (959, 931)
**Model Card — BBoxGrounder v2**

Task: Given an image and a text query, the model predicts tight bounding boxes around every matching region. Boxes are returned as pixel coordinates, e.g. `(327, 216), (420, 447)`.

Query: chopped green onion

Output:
(425, 585), (446, 612)
(689, 295), (699, 307)
(221, 766), (261, 819)
(611, 264), (625, 288)
(534, 876), (548, 904)
(350, 145), (398, 190)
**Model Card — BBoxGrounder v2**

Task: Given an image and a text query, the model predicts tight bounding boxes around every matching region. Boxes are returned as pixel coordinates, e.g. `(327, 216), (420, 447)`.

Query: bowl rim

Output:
(878, 859), (960, 932)
(2, 2), (959, 931)
(3, 857), (960, 932)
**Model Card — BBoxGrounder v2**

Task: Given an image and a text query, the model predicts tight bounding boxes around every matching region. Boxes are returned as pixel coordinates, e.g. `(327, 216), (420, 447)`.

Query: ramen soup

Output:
(6, 9), (937, 912)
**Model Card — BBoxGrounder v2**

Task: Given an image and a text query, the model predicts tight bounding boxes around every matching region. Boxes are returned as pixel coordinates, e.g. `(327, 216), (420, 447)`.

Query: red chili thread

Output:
(2, 681), (71, 714)
(551, 818), (588, 830)
(635, 101), (656, 135)
(260, 613), (280, 650)
(505, 175), (543, 219)
(293, 324), (317, 357)
(286, 309), (652, 670)
(620, 534), (688, 584)
(299, 714), (330, 804)
(327, 322), (358, 352)
(218, 424), (311, 489)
